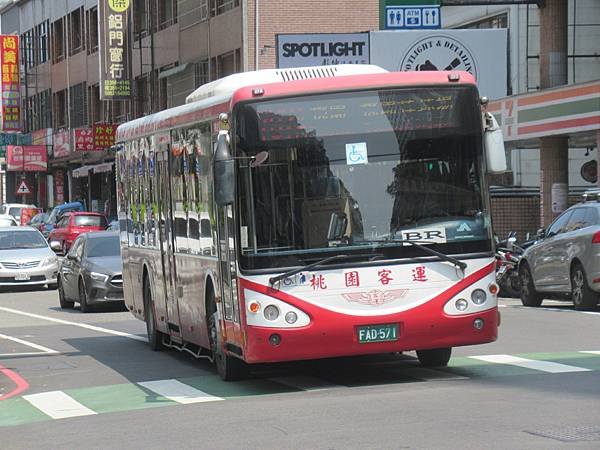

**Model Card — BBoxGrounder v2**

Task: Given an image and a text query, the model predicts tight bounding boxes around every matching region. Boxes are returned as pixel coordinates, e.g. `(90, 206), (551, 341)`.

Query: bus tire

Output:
(416, 347), (452, 367)
(209, 311), (247, 381)
(144, 278), (164, 351)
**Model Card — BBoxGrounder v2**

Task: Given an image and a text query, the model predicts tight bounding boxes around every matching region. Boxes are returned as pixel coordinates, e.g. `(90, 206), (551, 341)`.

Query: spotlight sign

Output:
(99, 0), (132, 100)
(0, 35), (21, 131)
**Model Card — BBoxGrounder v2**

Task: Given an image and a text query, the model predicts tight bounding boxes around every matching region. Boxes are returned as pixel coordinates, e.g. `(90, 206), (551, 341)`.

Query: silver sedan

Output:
(519, 198), (600, 310)
(0, 227), (59, 288)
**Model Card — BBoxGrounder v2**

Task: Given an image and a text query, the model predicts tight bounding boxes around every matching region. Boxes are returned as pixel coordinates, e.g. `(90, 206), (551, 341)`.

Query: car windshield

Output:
(8, 207), (22, 218)
(235, 86), (491, 270)
(74, 215), (107, 227)
(0, 230), (48, 249)
(85, 235), (120, 257)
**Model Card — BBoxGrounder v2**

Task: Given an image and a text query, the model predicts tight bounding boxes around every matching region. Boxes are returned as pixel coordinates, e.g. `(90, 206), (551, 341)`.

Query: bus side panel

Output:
(121, 244), (140, 319)
(126, 246), (146, 318)
(143, 249), (169, 335)
(176, 254), (218, 349)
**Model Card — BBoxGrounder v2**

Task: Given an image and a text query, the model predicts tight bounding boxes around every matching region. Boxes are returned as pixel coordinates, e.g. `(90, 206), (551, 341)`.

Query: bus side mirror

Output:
(213, 131), (235, 206)
(483, 112), (507, 174)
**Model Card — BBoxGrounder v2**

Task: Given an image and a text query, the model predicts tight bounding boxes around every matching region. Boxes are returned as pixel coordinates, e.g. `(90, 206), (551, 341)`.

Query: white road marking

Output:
(580, 351), (600, 355)
(0, 332), (59, 356)
(0, 306), (147, 342)
(269, 375), (342, 391)
(138, 379), (223, 404)
(23, 391), (97, 419)
(469, 354), (591, 373)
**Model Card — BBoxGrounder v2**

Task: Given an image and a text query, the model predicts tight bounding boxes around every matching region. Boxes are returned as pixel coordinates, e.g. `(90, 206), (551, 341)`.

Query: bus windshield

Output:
(235, 86), (491, 271)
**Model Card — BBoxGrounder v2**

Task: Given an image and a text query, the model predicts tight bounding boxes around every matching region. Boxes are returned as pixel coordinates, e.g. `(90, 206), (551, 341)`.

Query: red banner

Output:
(6, 145), (48, 171)
(93, 123), (117, 150)
(0, 35), (21, 131)
(74, 128), (95, 151)
(54, 170), (65, 204)
(53, 130), (70, 158)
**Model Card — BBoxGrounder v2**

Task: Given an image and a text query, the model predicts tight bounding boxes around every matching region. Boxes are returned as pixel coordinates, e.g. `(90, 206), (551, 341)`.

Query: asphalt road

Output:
(1, 288), (599, 449)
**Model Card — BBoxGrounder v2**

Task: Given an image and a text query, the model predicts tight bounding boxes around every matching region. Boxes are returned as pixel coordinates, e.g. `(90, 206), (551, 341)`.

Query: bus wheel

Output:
(144, 279), (164, 351)
(416, 348), (452, 367)
(208, 311), (247, 381)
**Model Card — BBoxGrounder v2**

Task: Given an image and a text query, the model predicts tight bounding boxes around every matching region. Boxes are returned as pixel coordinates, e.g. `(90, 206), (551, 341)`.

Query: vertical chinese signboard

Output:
(54, 170), (65, 204)
(99, 0), (132, 100)
(0, 35), (21, 131)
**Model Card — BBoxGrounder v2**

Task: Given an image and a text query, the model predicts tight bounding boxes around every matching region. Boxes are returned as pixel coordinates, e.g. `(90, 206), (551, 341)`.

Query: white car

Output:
(0, 203), (37, 221)
(0, 227), (59, 289)
(0, 214), (19, 227)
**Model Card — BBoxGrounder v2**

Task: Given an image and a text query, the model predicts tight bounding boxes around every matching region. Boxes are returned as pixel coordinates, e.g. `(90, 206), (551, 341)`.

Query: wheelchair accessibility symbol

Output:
(346, 142), (368, 165)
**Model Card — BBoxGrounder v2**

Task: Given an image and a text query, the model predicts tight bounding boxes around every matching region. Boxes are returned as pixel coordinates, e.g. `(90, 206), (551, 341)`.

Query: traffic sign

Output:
(385, 5), (441, 29)
(16, 179), (31, 195)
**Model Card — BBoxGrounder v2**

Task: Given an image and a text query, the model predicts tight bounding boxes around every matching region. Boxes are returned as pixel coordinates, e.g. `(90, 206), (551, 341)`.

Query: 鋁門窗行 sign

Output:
(99, 0), (132, 100)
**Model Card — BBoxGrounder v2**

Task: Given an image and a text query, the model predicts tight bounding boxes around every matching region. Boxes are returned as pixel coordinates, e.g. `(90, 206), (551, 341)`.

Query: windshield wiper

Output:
(268, 253), (383, 288)
(361, 238), (467, 273)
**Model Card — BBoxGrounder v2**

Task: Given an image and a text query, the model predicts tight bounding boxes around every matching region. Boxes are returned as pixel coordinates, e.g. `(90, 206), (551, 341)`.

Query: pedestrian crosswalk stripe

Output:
(468, 354), (591, 373)
(23, 391), (97, 419)
(267, 375), (342, 391)
(138, 379), (224, 404)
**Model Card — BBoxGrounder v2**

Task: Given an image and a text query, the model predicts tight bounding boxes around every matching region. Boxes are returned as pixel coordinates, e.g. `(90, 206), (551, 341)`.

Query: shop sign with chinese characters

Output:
(99, 0), (132, 100)
(6, 145), (48, 171)
(74, 128), (95, 151)
(0, 35), (21, 131)
(54, 170), (65, 204)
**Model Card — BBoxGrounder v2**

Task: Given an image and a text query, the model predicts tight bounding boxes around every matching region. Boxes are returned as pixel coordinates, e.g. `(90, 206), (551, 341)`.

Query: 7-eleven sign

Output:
(16, 179), (31, 195)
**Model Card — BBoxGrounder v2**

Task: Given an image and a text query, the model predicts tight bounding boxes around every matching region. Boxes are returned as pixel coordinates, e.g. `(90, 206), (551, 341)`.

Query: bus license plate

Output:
(15, 273), (30, 281)
(357, 324), (399, 343)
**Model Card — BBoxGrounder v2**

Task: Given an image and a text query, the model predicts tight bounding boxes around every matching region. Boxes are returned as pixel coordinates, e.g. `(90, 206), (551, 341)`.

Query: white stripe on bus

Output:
(138, 379), (223, 404)
(23, 391), (97, 419)
(469, 354), (591, 373)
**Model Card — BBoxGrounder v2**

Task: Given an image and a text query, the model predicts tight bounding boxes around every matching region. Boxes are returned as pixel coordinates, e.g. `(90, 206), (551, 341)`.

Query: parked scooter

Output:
(495, 232), (526, 298)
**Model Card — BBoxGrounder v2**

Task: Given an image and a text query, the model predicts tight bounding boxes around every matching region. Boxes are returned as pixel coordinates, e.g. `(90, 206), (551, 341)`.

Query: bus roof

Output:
(185, 64), (388, 104)
(117, 65), (387, 142)
(116, 65), (477, 142)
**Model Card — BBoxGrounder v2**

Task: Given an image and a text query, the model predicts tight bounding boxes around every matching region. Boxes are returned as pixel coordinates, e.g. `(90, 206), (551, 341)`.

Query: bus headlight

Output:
(284, 311), (298, 324)
(471, 289), (487, 305)
(264, 305), (280, 321)
(455, 298), (468, 311)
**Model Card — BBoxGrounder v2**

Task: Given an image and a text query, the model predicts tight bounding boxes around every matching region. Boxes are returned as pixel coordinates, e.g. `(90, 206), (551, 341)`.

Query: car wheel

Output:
(79, 279), (91, 313)
(58, 278), (74, 309)
(571, 263), (598, 311)
(520, 263), (543, 307)
(416, 348), (452, 367)
(144, 278), (164, 350)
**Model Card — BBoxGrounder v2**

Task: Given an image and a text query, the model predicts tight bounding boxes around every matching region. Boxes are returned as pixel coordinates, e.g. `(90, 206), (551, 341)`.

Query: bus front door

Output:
(157, 150), (182, 340)
(216, 204), (242, 349)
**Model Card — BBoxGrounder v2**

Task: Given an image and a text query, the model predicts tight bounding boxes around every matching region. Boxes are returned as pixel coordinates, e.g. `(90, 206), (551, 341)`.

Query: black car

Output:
(57, 231), (123, 312)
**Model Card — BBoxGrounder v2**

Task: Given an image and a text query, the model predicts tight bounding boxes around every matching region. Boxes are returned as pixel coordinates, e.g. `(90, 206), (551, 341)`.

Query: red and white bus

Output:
(115, 65), (506, 380)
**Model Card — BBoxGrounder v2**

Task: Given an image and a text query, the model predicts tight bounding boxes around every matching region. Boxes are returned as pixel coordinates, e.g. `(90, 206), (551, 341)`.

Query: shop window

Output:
(86, 7), (98, 54)
(179, 0), (208, 29)
(21, 29), (35, 69)
(37, 21), (49, 63)
(155, 0), (177, 30)
(69, 7), (84, 55)
(69, 82), (88, 128)
(134, 75), (149, 118)
(52, 18), (65, 62)
(212, 0), (239, 16)
(88, 84), (102, 124)
(133, 0), (148, 37)
(195, 59), (209, 86)
(53, 90), (67, 129)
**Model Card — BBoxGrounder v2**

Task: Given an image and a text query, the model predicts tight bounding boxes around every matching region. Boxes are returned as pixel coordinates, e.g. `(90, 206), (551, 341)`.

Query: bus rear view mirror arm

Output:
(483, 111), (507, 174)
